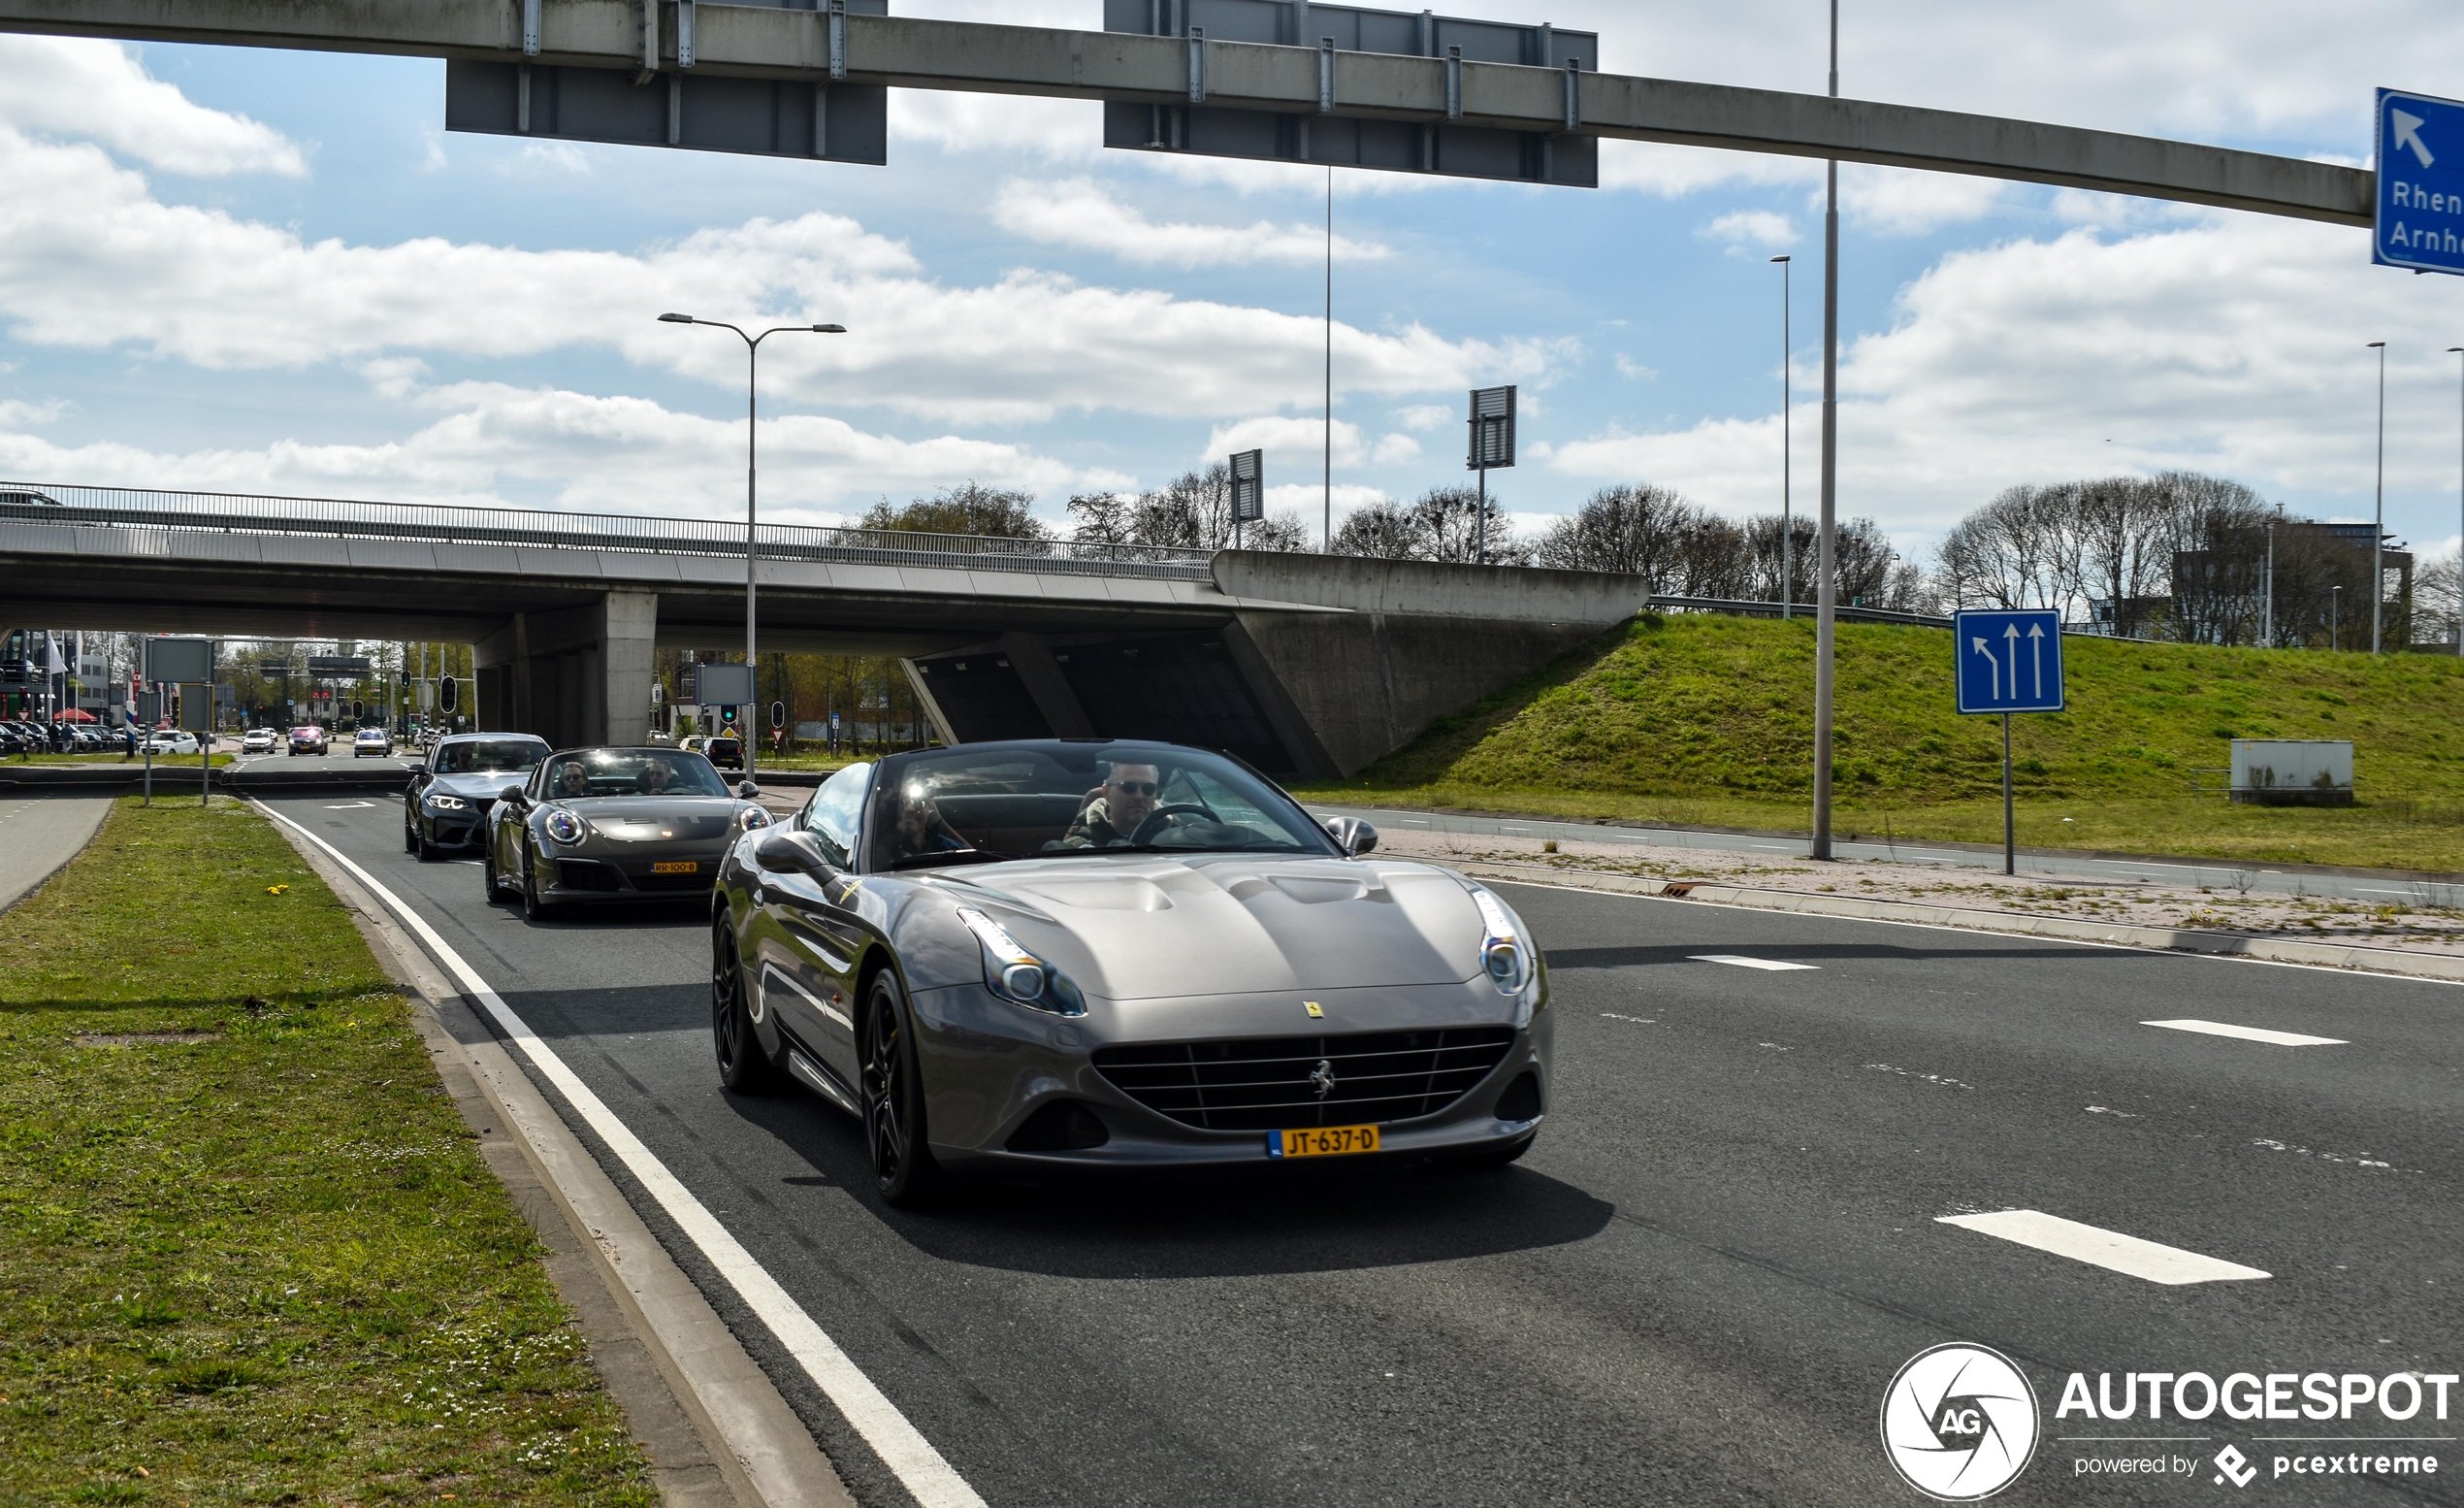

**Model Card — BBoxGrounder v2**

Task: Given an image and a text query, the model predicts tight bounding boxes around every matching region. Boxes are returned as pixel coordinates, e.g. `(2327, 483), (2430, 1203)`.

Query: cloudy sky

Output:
(2, 0), (2462, 565)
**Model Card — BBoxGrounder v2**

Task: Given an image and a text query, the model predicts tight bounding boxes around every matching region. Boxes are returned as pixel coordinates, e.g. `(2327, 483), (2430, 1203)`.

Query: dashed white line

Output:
(2142, 1019), (2347, 1047)
(1689, 954), (1820, 971)
(250, 800), (989, 1508)
(1937, 1210), (2270, 1285)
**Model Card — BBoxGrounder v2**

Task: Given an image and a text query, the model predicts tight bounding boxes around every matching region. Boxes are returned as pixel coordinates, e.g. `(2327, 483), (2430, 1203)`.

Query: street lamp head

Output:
(2448, 345), (2464, 353)
(658, 312), (696, 324)
(2366, 341), (2386, 349)
(813, 323), (847, 333)
(1769, 255), (1790, 264)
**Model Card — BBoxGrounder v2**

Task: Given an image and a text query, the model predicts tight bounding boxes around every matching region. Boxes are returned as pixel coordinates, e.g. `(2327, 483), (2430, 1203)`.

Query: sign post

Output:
(1953, 609), (2065, 874)
(1228, 448), (1264, 549)
(2373, 87), (2464, 277)
(1466, 385), (1515, 565)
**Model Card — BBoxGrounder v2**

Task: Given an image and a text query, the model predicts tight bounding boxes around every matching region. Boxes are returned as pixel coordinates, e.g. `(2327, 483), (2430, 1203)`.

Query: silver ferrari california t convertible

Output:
(486, 745), (771, 919)
(710, 739), (1551, 1205)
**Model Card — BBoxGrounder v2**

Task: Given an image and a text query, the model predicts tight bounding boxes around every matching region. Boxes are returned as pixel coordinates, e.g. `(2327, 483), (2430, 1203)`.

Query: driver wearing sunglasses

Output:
(1058, 761), (1165, 848)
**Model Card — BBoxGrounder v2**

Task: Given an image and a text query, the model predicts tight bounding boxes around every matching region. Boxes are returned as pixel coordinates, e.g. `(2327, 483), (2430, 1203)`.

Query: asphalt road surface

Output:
(1308, 803), (2461, 909)
(264, 790), (2463, 1507)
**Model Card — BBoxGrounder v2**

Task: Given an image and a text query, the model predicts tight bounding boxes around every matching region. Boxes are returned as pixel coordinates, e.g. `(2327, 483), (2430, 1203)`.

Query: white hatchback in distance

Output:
(353, 727), (394, 758)
(241, 729), (277, 753)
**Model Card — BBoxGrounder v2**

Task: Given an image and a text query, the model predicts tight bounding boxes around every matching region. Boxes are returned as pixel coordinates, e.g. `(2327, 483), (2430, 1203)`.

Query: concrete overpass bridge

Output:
(0, 483), (1646, 777)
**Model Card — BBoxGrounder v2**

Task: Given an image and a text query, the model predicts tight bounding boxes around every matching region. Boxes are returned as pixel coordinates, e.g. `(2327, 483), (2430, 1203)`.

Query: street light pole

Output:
(1772, 253), (1792, 618)
(2331, 584), (2342, 652)
(660, 312), (845, 786)
(2368, 340), (2386, 656)
(1811, 0), (1840, 861)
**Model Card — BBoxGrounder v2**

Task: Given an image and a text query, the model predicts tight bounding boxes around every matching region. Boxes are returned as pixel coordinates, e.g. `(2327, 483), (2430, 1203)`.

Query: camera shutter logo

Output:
(1880, 1343), (2040, 1500)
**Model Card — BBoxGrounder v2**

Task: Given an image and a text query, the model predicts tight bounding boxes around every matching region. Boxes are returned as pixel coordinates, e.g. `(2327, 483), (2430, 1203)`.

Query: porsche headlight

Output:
(427, 794), (468, 811)
(740, 805), (770, 830)
(956, 906), (1086, 1017)
(542, 808), (585, 845)
(1470, 887), (1532, 996)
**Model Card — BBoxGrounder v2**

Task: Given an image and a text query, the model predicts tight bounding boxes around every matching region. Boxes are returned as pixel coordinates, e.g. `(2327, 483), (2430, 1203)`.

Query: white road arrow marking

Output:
(2002, 622), (2023, 700)
(2392, 107), (2435, 169)
(2026, 621), (2046, 700)
(1970, 637), (2000, 701)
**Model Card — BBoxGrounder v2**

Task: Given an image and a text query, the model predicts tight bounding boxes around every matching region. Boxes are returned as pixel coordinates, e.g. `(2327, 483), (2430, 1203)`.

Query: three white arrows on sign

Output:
(2392, 109), (2435, 170)
(1969, 621), (2046, 702)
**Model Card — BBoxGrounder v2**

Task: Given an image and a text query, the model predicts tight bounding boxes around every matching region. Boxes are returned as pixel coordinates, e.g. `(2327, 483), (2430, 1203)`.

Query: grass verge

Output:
(0, 796), (656, 1506)
(1299, 614), (2464, 872)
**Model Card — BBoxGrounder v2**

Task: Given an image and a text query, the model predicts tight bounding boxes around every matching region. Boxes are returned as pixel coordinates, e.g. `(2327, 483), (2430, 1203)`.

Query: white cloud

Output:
(499, 142), (594, 178)
(0, 37), (304, 177)
(0, 375), (1123, 516)
(1835, 164), (2008, 234)
(989, 177), (1390, 266)
(1206, 414), (1370, 471)
(1391, 403), (1451, 431)
(1372, 432), (1420, 465)
(1700, 210), (1798, 251)
(1264, 481), (1391, 519)
(1614, 355), (1658, 380)
(0, 397), (65, 426)
(0, 127), (1551, 425)
(1549, 214), (2464, 536)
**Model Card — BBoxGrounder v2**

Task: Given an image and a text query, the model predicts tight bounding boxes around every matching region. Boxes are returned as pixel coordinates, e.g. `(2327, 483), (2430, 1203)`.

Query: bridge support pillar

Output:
(473, 590), (658, 748)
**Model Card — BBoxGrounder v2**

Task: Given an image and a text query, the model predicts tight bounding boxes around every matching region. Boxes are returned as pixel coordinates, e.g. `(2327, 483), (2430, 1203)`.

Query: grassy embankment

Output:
(13, 753), (236, 767)
(0, 797), (655, 1505)
(1300, 613), (2464, 872)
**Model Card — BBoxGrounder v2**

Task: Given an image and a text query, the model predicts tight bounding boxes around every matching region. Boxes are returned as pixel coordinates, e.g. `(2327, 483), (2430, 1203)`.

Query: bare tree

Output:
(1070, 465), (1313, 553)
(2418, 547), (2462, 649)
(1330, 495), (1422, 558)
(1410, 485), (1530, 565)
(1535, 484), (1698, 580)
(864, 481), (1048, 540)
(1933, 484), (2072, 611)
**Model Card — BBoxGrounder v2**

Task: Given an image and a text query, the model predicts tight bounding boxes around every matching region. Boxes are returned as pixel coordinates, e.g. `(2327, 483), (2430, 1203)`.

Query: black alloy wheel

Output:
(481, 841), (503, 902)
(403, 817), (418, 855)
(860, 971), (943, 1208)
(521, 845), (556, 922)
(412, 814), (436, 862)
(711, 918), (780, 1094)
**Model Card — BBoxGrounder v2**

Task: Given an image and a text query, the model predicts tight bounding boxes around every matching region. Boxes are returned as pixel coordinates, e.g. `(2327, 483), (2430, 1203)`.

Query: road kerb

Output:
(264, 803), (856, 1508)
(1451, 860), (2464, 985)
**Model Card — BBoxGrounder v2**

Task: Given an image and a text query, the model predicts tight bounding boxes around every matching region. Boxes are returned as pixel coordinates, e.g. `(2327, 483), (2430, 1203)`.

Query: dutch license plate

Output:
(650, 861), (698, 874)
(1270, 1124), (1380, 1160)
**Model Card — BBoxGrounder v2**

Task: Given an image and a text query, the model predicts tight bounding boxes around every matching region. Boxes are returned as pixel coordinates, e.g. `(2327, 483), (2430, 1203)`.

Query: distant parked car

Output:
(352, 727), (394, 758)
(288, 725), (328, 756)
(241, 728), (276, 753)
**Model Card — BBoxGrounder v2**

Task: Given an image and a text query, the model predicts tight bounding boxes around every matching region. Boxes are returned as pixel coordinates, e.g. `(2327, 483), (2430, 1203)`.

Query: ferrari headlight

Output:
(956, 907), (1086, 1017)
(543, 808), (585, 845)
(427, 794), (468, 811)
(1470, 887), (1531, 996)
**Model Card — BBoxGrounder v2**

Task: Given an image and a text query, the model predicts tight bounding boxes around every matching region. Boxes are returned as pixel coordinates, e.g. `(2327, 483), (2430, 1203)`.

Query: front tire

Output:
(860, 971), (943, 1208)
(482, 843), (504, 902)
(712, 918), (781, 1094)
(522, 846), (557, 922)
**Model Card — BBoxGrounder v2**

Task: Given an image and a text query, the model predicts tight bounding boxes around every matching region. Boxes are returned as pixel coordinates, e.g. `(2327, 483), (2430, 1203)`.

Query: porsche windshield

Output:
(542, 749), (730, 799)
(866, 744), (1338, 869)
(437, 738), (549, 774)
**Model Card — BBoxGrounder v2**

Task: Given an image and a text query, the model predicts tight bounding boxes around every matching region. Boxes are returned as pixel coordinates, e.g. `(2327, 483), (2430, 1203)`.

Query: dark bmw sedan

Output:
(405, 733), (551, 859)
(487, 746), (771, 919)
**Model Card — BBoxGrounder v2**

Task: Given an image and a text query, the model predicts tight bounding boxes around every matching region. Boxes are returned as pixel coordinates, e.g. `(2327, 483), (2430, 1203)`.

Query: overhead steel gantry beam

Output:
(0, 0), (2373, 226)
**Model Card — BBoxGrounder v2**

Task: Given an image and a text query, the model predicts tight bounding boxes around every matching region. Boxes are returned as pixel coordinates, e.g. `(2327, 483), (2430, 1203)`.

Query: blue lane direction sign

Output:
(1954, 610), (2064, 714)
(2374, 87), (2464, 277)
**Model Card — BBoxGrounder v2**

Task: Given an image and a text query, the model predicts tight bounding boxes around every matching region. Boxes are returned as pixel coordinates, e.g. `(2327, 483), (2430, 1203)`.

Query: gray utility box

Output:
(2230, 739), (2353, 806)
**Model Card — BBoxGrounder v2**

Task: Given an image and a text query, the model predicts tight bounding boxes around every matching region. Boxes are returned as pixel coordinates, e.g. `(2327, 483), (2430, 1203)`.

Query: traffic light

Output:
(351, 699), (364, 720)
(720, 705), (738, 727)
(439, 675), (458, 713)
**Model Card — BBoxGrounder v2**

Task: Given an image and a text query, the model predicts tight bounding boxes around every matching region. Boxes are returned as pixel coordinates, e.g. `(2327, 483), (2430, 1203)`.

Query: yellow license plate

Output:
(650, 861), (699, 874)
(1270, 1124), (1380, 1160)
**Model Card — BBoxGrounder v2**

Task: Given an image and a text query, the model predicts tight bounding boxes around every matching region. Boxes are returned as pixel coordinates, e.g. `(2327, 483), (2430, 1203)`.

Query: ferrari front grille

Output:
(1092, 1027), (1516, 1132)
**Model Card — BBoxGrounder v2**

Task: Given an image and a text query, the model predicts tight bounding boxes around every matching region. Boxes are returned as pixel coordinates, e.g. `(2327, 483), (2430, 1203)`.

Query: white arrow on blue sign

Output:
(2375, 86), (2464, 277)
(1954, 609), (2065, 714)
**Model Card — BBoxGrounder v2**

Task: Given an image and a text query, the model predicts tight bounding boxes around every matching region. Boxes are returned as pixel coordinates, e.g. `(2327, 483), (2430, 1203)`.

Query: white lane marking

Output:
(2355, 888), (2416, 896)
(1689, 954), (1820, 971)
(249, 800), (989, 1508)
(323, 801), (376, 810)
(2142, 1018), (2347, 1047)
(1937, 1210), (2270, 1285)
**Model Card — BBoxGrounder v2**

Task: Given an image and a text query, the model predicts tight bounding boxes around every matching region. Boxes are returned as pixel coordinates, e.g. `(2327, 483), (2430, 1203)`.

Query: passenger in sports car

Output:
(1057, 761), (1162, 848)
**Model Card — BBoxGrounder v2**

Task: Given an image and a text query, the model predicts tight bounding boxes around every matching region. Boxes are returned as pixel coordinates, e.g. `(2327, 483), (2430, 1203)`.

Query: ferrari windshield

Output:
(865, 743), (1339, 869)
(541, 748), (730, 799)
(437, 738), (548, 773)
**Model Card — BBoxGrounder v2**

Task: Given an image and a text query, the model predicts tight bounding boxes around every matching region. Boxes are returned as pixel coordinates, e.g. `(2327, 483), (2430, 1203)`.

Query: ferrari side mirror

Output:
(1323, 816), (1378, 857)
(755, 829), (837, 878)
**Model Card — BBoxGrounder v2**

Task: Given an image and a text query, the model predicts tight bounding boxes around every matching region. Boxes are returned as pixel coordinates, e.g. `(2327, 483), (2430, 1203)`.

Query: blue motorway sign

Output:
(1953, 610), (2064, 715)
(2375, 87), (2464, 276)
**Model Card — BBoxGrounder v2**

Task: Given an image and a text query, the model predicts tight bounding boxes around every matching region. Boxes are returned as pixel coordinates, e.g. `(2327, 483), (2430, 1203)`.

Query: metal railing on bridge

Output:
(0, 481), (1216, 581)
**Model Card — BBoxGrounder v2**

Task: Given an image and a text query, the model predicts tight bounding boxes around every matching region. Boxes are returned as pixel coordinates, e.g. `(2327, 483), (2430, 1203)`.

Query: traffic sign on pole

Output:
(1953, 608), (2065, 877)
(2374, 87), (2464, 277)
(1953, 609), (2065, 714)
